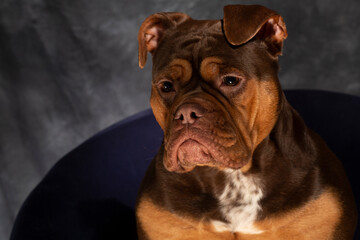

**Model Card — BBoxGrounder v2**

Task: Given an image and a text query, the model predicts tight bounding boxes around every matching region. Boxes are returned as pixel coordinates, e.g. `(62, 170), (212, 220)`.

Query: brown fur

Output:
(136, 4), (357, 240)
(137, 189), (341, 240)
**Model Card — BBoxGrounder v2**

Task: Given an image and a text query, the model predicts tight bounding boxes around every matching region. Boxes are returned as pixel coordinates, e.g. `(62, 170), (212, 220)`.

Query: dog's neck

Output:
(212, 95), (320, 232)
(247, 94), (321, 217)
(252, 93), (317, 173)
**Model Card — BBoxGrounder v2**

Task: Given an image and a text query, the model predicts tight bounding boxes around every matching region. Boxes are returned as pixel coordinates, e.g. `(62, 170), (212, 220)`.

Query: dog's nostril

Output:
(174, 104), (205, 124)
(190, 112), (198, 119)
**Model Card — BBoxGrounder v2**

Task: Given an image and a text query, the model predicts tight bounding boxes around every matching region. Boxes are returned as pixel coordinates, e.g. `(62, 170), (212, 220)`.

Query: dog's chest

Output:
(212, 170), (263, 234)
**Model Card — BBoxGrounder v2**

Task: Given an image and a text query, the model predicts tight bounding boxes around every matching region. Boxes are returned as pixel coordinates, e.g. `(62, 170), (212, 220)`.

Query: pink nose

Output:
(174, 104), (205, 124)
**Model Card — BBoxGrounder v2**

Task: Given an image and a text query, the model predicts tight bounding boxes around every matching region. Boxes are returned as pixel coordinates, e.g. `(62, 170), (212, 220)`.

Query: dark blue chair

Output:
(10, 90), (360, 239)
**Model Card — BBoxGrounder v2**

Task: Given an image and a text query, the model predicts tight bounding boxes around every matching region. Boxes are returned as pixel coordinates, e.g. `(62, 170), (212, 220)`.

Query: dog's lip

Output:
(164, 132), (211, 172)
(164, 136), (199, 172)
(177, 139), (212, 166)
(164, 129), (249, 173)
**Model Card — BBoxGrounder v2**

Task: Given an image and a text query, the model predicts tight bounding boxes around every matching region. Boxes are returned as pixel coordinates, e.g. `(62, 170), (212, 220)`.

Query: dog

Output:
(135, 4), (357, 240)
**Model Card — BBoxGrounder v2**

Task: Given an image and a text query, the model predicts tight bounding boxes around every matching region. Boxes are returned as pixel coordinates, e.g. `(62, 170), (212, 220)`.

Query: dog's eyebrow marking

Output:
(200, 57), (223, 82)
(169, 58), (192, 84)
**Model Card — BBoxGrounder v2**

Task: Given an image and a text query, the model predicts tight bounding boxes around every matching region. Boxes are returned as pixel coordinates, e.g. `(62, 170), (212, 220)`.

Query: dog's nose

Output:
(174, 103), (205, 124)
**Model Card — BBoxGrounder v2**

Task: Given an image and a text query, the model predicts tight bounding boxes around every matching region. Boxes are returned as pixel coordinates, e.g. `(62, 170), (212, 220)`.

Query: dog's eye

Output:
(160, 81), (174, 93)
(223, 76), (240, 86)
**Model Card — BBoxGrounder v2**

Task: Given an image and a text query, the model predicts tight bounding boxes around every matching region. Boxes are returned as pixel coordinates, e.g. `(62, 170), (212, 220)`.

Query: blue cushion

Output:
(10, 90), (360, 239)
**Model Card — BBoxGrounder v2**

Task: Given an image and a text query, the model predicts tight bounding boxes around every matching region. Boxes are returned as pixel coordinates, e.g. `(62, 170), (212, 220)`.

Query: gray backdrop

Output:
(1, 0), (359, 238)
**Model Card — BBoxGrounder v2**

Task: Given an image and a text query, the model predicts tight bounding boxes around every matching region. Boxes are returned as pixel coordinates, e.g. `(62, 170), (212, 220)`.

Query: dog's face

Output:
(138, 5), (287, 173)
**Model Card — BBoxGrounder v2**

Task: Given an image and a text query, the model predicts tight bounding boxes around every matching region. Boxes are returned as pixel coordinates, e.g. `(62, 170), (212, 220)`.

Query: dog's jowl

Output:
(135, 5), (357, 240)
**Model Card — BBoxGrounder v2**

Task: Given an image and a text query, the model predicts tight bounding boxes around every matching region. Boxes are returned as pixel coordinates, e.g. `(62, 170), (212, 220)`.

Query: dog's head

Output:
(138, 5), (287, 173)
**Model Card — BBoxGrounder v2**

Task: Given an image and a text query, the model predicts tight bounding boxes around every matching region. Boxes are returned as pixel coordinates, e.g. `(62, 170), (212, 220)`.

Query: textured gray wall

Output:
(0, 0), (359, 238)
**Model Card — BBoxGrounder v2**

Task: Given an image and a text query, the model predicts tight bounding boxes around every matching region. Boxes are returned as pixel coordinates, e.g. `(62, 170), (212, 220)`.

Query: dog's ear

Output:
(223, 5), (287, 56)
(138, 12), (190, 68)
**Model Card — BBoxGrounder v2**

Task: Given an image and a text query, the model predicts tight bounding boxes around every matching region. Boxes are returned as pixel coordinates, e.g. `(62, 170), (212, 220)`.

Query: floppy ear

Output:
(223, 5), (288, 56)
(138, 12), (190, 68)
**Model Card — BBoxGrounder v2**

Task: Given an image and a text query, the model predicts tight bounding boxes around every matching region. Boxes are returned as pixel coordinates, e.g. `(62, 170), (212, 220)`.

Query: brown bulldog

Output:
(135, 5), (357, 240)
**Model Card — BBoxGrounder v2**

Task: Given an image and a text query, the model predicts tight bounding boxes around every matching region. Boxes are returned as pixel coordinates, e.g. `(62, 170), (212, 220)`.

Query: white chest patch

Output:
(212, 169), (263, 234)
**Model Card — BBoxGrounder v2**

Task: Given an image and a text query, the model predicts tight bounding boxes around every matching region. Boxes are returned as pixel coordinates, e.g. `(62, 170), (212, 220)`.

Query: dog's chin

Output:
(176, 139), (213, 171)
(164, 138), (250, 173)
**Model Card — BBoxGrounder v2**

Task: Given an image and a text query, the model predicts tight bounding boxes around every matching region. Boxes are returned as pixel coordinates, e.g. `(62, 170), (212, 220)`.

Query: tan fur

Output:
(149, 88), (167, 130)
(249, 79), (279, 147)
(137, 189), (342, 240)
(239, 188), (342, 240)
(169, 58), (193, 84)
(136, 196), (235, 240)
(154, 58), (193, 85)
(199, 56), (223, 82)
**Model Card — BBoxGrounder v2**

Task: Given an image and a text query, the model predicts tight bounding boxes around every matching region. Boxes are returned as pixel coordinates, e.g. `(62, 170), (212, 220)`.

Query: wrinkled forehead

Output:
(152, 18), (278, 81)
(152, 19), (227, 71)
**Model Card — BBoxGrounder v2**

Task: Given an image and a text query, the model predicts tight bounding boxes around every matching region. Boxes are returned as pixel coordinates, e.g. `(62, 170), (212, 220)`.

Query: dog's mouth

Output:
(163, 111), (252, 173)
(176, 139), (212, 170)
